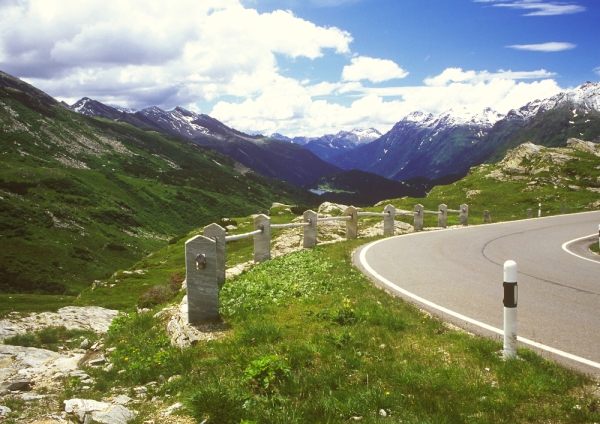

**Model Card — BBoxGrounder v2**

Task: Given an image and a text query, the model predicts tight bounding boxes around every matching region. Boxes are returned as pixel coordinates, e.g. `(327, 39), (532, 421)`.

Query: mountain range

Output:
(270, 128), (381, 161)
(328, 82), (600, 181)
(0, 70), (318, 295)
(69, 97), (340, 187)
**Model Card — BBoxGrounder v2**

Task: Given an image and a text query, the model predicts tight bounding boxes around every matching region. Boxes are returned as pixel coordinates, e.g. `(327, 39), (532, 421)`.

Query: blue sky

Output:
(0, 0), (597, 136)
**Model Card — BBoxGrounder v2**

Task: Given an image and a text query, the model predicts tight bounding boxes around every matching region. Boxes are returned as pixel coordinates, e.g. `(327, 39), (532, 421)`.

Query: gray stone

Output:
(0, 405), (11, 415)
(483, 210), (491, 223)
(303, 210), (318, 248)
(254, 214), (271, 263)
(438, 204), (447, 228)
(460, 204), (469, 226)
(185, 236), (219, 323)
(414, 204), (424, 231)
(383, 205), (395, 236)
(204, 223), (227, 286)
(80, 339), (90, 349)
(7, 380), (33, 391)
(345, 206), (358, 239)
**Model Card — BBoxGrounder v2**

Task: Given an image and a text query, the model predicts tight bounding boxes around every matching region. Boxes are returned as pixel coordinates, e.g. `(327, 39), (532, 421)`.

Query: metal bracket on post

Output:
(254, 214), (271, 263)
(185, 235), (219, 323)
(204, 223), (226, 286)
(459, 204), (469, 226)
(438, 204), (447, 228)
(383, 204), (395, 236)
(303, 210), (318, 248)
(503, 260), (518, 358)
(414, 204), (424, 231)
(345, 206), (358, 239)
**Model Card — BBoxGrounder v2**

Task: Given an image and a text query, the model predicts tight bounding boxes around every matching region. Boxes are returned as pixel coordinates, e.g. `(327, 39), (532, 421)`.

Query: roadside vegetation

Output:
(3, 140), (600, 422)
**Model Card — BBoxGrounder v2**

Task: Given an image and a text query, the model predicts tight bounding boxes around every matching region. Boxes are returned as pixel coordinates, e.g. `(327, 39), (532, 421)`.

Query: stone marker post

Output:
(383, 204), (395, 236)
(527, 209), (533, 219)
(460, 204), (469, 226)
(203, 223), (226, 286)
(345, 206), (358, 239)
(438, 204), (447, 228)
(414, 204), (424, 231)
(483, 210), (491, 224)
(185, 235), (219, 323)
(254, 214), (271, 263)
(303, 210), (318, 248)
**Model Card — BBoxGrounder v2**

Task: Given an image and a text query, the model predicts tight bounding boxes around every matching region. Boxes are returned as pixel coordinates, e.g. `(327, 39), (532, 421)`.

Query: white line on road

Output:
(359, 237), (600, 370)
(561, 234), (600, 264)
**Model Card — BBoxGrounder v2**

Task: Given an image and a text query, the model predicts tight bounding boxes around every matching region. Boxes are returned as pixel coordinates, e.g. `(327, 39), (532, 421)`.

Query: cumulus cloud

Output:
(211, 67), (563, 136)
(474, 1), (585, 16)
(595, 67), (600, 76)
(342, 56), (409, 83)
(0, 0), (352, 108)
(507, 42), (576, 52)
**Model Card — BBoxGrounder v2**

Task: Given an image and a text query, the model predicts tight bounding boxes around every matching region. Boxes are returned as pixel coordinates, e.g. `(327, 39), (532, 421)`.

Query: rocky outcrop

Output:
(0, 306), (119, 342)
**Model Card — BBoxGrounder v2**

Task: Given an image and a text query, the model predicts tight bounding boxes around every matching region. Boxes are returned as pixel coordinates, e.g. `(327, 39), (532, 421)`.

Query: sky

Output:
(0, 0), (598, 136)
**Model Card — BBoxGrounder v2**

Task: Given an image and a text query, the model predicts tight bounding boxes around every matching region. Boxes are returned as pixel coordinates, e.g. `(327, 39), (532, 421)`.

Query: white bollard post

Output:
(538, 203), (541, 218)
(503, 260), (518, 358)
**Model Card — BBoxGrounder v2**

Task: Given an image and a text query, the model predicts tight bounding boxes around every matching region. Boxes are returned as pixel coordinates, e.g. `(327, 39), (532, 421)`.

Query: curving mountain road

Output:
(355, 211), (600, 377)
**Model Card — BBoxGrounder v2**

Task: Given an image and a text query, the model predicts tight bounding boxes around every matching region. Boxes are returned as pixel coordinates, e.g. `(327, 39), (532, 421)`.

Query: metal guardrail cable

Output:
(271, 221), (311, 229)
(225, 228), (263, 242)
(357, 211), (388, 217)
(317, 215), (353, 222)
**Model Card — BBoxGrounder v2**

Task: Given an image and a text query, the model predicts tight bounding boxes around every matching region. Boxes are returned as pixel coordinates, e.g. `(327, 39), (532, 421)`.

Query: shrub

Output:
(137, 285), (172, 309)
(3, 332), (39, 348)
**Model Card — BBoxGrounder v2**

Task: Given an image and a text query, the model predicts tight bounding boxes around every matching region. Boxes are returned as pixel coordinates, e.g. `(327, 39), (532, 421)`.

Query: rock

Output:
(0, 306), (119, 342)
(162, 402), (182, 416)
(65, 398), (109, 422)
(88, 356), (106, 367)
(568, 185), (581, 191)
(166, 296), (227, 348)
(64, 399), (137, 424)
(318, 202), (348, 216)
(91, 405), (137, 424)
(80, 339), (90, 349)
(0, 405), (11, 415)
(379, 408), (387, 417)
(567, 138), (600, 156)
(466, 189), (481, 198)
(7, 380), (33, 391)
(112, 394), (132, 405)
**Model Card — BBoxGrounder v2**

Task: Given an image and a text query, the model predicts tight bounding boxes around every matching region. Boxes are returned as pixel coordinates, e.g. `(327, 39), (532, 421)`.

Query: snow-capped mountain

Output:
(505, 81), (600, 122)
(329, 107), (507, 181)
(270, 128), (381, 161)
(68, 98), (340, 186)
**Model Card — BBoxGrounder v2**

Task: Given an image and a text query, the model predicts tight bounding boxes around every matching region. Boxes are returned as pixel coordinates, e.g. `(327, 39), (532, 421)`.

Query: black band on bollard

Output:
(503, 281), (518, 308)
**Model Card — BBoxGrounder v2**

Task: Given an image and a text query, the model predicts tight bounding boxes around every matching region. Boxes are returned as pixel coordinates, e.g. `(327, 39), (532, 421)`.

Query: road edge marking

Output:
(562, 234), (600, 264)
(358, 238), (600, 370)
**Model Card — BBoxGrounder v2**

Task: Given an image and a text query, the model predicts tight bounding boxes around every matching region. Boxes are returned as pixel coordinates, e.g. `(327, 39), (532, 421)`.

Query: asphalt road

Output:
(354, 211), (600, 377)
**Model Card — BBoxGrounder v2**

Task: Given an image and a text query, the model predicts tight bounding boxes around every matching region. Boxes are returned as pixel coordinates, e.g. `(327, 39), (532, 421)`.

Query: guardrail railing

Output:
(184, 203), (470, 322)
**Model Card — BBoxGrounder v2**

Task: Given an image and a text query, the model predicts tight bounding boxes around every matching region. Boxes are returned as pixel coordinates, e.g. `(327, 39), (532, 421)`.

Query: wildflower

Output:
(386, 392), (390, 395)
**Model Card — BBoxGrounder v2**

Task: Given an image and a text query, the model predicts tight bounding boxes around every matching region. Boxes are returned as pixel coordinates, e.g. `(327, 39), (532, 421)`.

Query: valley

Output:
(1, 70), (600, 423)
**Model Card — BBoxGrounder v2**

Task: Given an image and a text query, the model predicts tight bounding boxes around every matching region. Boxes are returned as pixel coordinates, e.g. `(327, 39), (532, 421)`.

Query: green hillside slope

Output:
(0, 78), (317, 296)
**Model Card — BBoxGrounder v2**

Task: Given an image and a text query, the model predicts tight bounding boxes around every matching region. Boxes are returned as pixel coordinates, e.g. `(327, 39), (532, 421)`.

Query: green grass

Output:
(590, 242), (599, 255)
(3, 325), (98, 351)
(75, 240), (599, 423)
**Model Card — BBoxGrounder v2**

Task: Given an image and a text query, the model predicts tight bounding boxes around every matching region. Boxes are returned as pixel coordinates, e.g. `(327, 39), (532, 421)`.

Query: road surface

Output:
(355, 211), (600, 377)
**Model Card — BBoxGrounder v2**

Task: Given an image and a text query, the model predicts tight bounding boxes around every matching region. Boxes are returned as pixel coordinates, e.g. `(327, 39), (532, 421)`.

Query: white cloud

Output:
(594, 67), (600, 76)
(210, 67), (563, 136)
(507, 42), (576, 52)
(342, 56), (409, 83)
(0, 0), (352, 108)
(423, 67), (556, 86)
(474, 1), (585, 16)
